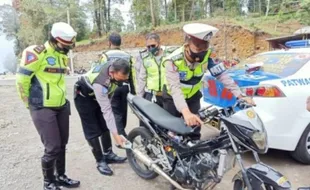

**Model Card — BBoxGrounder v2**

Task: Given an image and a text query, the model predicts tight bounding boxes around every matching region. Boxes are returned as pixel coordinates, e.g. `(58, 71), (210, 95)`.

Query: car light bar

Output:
(241, 85), (286, 97)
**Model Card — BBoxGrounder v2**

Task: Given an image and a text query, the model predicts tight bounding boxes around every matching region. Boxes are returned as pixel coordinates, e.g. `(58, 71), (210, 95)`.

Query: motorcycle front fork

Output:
(227, 131), (256, 190)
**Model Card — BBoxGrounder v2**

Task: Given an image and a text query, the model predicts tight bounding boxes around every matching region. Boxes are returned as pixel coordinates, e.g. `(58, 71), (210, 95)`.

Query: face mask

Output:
(55, 43), (75, 55)
(148, 46), (159, 55)
(189, 48), (207, 62)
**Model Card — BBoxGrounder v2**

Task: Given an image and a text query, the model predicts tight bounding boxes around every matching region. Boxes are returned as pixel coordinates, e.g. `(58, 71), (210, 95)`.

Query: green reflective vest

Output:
(100, 49), (137, 93)
(85, 64), (118, 96)
(16, 41), (69, 108)
(162, 45), (211, 99)
(141, 46), (178, 92)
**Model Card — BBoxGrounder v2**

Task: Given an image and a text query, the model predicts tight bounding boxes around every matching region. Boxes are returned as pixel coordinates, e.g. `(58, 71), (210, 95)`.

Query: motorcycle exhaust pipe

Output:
(131, 148), (191, 190)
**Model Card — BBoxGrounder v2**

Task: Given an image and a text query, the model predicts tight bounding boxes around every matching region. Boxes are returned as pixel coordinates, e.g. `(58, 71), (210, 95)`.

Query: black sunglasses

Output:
(147, 44), (157, 48)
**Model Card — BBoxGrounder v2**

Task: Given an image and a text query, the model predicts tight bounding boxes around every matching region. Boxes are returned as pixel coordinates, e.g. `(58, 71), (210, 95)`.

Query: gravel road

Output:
(0, 79), (309, 190)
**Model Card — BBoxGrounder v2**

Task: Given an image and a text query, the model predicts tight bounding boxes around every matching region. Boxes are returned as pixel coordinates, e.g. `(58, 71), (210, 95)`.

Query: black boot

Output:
(100, 133), (127, 164)
(88, 137), (113, 176)
(104, 149), (127, 164)
(42, 159), (60, 190)
(55, 150), (80, 188)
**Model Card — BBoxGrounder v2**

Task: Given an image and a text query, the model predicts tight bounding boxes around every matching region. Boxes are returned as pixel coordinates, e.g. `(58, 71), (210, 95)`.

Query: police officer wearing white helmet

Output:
(16, 22), (80, 190)
(162, 23), (255, 139)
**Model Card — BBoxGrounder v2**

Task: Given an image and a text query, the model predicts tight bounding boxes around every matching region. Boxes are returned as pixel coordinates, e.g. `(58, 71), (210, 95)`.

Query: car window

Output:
(232, 52), (310, 77)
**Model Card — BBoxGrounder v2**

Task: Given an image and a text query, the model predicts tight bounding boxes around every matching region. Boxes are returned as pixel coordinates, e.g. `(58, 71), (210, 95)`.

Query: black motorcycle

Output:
(124, 93), (292, 190)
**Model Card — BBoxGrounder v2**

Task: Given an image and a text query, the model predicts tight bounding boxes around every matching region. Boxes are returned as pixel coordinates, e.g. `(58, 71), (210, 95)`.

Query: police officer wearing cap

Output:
(162, 23), (255, 138)
(74, 58), (128, 176)
(16, 22), (80, 190)
(100, 32), (136, 139)
(137, 33), (177, 105)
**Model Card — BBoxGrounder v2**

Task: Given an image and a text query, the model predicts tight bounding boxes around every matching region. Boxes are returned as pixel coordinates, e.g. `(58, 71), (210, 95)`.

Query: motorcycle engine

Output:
(172, 151), (220, 186)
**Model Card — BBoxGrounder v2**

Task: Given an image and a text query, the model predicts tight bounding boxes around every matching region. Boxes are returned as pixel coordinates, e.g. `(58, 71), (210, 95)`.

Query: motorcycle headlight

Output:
(251, 131), (267, 153)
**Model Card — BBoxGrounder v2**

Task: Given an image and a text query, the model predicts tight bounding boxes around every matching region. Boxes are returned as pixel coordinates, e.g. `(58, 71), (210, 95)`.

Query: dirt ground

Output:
(0, 79), (310, 190)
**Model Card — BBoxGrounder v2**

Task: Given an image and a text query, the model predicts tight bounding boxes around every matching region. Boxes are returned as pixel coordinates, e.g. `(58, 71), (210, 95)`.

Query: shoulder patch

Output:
(209, 62), (227, 77)
(102, 86), (108, 94)
(165, 46), (179, 55)
(33, 45), (46, 54)
(25, 51), (38, 65)
(171, 53), (183, 62)
(140, 49), (149, 59)
(46, 57), (56, 66)
(92, 64), (105, 73)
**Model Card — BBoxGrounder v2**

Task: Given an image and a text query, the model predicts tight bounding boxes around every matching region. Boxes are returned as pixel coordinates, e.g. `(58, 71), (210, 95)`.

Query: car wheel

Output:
(291, 124), (310, 164)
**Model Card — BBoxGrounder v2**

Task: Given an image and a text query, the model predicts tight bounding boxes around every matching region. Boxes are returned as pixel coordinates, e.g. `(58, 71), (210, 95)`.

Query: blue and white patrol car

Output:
(201, 46), (310, 164)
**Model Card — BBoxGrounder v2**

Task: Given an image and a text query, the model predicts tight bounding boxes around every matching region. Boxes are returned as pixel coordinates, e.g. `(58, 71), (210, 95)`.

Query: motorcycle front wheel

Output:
(233, 179), (277, 190)
(126, 127), (158, 180)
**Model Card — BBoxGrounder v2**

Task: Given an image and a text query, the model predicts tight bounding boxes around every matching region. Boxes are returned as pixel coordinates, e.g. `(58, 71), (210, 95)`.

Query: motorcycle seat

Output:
(131, 95), (193, 135)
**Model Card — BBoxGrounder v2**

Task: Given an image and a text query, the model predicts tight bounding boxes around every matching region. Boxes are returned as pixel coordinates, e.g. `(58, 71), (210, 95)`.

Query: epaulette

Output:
(171, 53), (183, 62)
(139, 49), (149, 59)
(33, 45), (46, 54)
(165, 46), (179, 54)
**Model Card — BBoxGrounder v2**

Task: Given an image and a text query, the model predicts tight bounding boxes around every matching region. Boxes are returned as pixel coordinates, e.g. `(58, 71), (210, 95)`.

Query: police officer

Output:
(137, 33), (177, 105)
(162, 23), (255, 139)
(74, 58), (128, 176)
(100, 32), (136, 138)
(16, 22), (80, 190)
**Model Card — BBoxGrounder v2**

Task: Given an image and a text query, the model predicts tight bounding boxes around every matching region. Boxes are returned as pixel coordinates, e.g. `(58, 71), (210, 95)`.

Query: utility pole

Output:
(67, 1), (74, 76)
(223, 0), (227, 60)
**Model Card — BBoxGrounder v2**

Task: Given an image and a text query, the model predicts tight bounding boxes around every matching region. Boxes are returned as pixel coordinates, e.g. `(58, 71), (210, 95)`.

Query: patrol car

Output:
(201, 47), (310, 164)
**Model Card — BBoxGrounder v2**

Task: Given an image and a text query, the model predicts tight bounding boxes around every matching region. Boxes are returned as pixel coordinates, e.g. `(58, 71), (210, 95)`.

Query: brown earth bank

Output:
(74, 23), (271, 61)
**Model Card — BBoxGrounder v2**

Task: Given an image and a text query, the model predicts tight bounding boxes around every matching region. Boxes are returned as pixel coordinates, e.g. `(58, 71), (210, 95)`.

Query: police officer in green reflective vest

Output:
(137, 33), (177, 126)
(16, 22), (80, 190)
(100, 32), (136, 139)
(162, 23), (255, 139)
(74, 58), (128, 176)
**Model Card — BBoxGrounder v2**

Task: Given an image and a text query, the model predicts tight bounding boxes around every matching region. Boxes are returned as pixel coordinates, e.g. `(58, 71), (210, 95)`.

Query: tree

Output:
(297, 0), (310, 25)
(16, 0), (89, 47)
(130, 0), (152, 28)
(0, 4), (21, 55)
(110, 8), (125, 32)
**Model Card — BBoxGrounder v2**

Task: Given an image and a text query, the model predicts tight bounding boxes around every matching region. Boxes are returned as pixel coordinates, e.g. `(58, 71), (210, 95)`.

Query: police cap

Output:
(51, 22), (77, 46)
(183, 23), (219, 42)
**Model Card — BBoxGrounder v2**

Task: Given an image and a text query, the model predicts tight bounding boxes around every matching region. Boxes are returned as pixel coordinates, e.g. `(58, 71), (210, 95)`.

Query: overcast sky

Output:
(0, 0), (14, 72)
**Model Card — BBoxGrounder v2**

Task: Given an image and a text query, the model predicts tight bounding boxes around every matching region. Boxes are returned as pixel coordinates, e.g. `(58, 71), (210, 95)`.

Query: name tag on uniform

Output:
(209, 62), (226, 76)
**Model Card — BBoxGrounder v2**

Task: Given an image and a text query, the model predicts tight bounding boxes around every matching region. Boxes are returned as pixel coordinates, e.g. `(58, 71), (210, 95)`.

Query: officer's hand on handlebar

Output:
(182, 108), (203, 127)
(238, 96), (256, 106)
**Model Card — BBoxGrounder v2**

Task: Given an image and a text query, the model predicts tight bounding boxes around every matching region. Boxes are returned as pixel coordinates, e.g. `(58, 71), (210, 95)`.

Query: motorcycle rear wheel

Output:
(126, 127), (158, 180)
(233, 179), (276, 190)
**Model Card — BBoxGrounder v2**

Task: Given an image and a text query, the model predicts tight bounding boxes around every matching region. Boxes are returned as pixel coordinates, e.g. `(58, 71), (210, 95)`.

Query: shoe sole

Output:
(56, 182), (80, 188)
(98, 170), (113, 176)
(106, 158), (128, 164)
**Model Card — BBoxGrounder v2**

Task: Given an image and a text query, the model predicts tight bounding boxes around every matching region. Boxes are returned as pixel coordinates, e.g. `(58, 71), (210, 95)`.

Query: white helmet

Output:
(51, 22), (77, 46)
(183, 23), (219, 42)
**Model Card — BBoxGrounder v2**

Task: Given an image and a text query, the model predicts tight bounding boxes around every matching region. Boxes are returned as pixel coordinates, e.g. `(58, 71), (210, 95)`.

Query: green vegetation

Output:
(1, 0), (309, 54)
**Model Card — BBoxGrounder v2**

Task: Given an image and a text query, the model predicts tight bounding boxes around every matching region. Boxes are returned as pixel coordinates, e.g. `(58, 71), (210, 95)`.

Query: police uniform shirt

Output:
(165, 53), (242, 113)
(137, 47), (165, 97)
(92, 64), (118, 134)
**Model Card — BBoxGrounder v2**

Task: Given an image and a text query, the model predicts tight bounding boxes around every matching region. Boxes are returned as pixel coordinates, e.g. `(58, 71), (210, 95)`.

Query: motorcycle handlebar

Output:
(198, 100), (254, 121)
